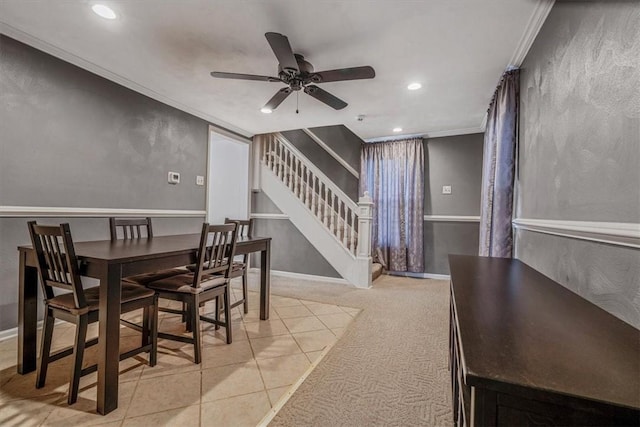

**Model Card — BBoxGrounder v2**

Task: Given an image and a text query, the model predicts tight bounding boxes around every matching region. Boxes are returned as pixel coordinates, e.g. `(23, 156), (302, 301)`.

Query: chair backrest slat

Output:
(28, 222), (87, 309)
(192, 223), (238, 288)
(224, 218), (253, 263)
(224, 218), (253, 238)
(109, 217), (153, 240)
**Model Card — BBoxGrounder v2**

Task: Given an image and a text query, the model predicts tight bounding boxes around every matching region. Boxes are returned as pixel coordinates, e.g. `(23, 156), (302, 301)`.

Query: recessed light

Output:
(407, 82), (422, 90)
(92, 4), (117, 20)
(393, 127), (402, 133)
(260, 107), (273, 114)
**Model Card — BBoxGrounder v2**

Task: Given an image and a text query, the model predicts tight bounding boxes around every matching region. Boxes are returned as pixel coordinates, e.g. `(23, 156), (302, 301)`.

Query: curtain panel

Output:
(360, 138), (424, 272)
(479, 69), (520, 257)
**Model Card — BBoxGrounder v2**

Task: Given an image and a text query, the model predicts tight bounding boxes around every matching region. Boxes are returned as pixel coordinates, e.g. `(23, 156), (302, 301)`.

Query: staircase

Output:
(255, 132), (373, 288)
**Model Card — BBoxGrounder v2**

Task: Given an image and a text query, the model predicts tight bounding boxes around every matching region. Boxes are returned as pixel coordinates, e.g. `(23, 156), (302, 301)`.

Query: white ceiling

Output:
(0, 0), (546, 139)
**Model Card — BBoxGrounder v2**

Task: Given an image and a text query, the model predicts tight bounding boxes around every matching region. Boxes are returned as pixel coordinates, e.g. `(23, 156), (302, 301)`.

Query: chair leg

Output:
(191, 295), (202, 364)
(214, 296), (220, 330)
(223, 287), (232, 345)
(142, 306), (150, 348)
(185, 302), (193, 332)
(242, 271), (249, 314)
(36, 309), (55, 389)
(68, 315), (88, 405)
(149, 295), (158, 367)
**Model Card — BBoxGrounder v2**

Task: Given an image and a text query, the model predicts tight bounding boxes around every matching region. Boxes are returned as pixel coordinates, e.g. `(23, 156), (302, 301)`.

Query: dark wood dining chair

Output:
(109, 217), (186, 286)
(223, 218), (253, 314)
(27, 221), (158, 405)
(146, 223), (238, 364)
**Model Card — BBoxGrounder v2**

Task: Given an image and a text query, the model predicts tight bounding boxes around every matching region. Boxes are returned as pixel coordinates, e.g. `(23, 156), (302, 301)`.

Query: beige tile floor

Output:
(0, 281), (360, 427)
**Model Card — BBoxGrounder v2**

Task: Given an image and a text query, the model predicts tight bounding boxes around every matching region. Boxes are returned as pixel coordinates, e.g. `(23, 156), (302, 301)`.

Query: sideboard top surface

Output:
(448, 254), (640, 410)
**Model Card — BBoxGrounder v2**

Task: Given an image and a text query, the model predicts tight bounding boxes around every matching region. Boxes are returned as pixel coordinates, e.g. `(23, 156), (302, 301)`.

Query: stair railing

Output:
(260, 132), (371, 258)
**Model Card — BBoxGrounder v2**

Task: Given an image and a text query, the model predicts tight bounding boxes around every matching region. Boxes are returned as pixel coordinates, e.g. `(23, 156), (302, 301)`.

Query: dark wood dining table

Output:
(16, 233), (271, 415)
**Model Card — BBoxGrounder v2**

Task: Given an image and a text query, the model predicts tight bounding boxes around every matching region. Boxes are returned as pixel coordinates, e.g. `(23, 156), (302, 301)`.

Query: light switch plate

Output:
(196, 175), (205, 186)
(442, 185), (452, 195)
(168, 171), (180, 184)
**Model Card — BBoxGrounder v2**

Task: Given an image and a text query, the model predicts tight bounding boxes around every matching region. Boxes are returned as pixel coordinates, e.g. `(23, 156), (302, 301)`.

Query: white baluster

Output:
(342, 202), (348, 246)
(323, 186), (329, 226)
(291, 152), (296, 191)
(295, 158), (301, 198)
(300, 163), (306, 204)
(336, 199), (342, 241)
(350, 210), (357, 255)
(311, 176), (317, 216)
(278, 142), (284, 180)
(288, 150), (294, 190)
(269, 135), (274, 170)
(304, 166), (311, 209)
(329, 192), (335, 233)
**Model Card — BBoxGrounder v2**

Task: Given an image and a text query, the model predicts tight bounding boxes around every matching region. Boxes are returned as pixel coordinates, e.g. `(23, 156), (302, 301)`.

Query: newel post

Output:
(357, 191), (373, 258)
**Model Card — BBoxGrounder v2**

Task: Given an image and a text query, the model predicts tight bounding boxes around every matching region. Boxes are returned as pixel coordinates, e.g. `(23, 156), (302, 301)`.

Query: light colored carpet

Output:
(248, 273), (453, 426)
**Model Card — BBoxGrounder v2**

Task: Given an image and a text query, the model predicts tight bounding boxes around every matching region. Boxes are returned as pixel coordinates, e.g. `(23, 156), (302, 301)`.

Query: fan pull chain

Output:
(296, 91), (299, 114)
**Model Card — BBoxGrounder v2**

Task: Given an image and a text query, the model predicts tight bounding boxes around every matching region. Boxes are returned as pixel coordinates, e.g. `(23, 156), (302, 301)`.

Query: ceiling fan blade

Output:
(264, 87), (293, 110)
(265, 32), (299, 74)
(210, 72), (281, 82)
(310, 66), (375, 83)
(304, 85), (348, 110)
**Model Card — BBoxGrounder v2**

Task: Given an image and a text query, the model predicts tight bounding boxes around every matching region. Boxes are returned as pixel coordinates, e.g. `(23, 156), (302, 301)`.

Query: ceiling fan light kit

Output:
(210, 32), (375, 113)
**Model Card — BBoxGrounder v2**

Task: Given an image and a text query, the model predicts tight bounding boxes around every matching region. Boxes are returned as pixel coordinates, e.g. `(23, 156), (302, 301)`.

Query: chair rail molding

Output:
(513, 218), (640, 249)
(250, 213), (290, 220)
(301, 128), (359, 178)
(0, 206), (206, 218)
(423, 215), (481, 222)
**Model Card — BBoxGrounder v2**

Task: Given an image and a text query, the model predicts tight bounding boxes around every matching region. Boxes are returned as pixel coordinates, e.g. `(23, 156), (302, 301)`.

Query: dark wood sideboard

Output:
(448, 255), (640, 426)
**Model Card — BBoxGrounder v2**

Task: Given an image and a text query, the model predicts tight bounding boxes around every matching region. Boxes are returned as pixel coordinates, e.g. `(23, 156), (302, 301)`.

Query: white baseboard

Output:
(388, 271), (451, 281)
(249, 267), (350, 285)
(423, 215), (480, 222)
(0, 319), (63, 343)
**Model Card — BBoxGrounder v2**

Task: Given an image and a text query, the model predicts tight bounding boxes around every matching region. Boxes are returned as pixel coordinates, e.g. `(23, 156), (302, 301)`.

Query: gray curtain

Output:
(479, 69), (519, 257)
(361, 138), (424, 272)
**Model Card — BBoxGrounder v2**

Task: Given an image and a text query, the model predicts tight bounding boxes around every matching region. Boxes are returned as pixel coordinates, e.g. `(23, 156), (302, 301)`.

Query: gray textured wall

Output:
(423, 133), (483, 274)
(424, 222), (479, 274)
(280, 129), (359, 201)
(307, 125), (362, 172)
(0, 35), (209, 331)
(250, 192), (340, 278)
(0, 35), (208, 209)
(516, 2), (640, 328)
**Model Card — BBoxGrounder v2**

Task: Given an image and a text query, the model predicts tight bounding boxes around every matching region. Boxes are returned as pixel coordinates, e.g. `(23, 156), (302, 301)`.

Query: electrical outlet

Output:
(196, 176), (205, 186)
(442, 185), (452, 195)
(168, 171), (180, 185)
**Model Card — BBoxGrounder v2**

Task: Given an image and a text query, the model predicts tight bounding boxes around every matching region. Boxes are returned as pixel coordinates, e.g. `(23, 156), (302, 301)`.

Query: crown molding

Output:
(478, 0), (555, 130)
(0, 22), (252, 139)
(508, 0), (555, 67)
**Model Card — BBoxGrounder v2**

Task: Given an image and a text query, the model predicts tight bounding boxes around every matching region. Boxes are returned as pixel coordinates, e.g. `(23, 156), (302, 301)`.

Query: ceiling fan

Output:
(210, 32), (375, 112)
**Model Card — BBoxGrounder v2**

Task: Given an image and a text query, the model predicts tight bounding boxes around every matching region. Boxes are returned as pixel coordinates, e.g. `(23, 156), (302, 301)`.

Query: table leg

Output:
(18, 250), (38, 374)
(97, 263), (122, 415)
(259, 240), (271, 320)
